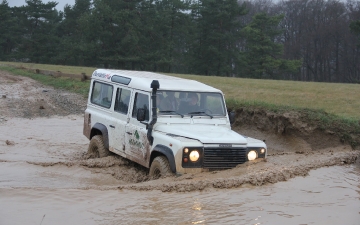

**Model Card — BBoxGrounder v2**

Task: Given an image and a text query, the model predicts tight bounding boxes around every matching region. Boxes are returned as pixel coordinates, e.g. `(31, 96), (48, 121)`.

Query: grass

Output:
(172, 74), (360, 120)
(1, 61), (359, 120)
(0, 61), (96, 76)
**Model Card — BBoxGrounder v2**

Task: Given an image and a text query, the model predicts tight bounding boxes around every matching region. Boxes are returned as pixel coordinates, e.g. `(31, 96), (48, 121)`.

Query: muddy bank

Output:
(233, 107), (360, 150)
(0, 71), (86, 118)
(0, 70), (359, 193)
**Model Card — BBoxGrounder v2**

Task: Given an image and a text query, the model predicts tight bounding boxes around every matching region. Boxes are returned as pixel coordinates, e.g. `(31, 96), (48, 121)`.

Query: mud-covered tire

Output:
(87, 135), (110, 158)
(149, 156), (172, 179)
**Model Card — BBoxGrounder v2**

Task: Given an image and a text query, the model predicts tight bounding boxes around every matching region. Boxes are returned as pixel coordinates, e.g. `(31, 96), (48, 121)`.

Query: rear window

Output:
(90, 81), (113, 108)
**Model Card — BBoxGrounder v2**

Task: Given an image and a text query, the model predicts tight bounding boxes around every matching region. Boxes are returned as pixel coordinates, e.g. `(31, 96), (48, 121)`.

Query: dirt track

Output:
(0, 70), (359, 192)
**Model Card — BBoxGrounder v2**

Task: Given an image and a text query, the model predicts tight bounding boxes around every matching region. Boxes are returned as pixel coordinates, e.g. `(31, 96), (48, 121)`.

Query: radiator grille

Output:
(203, 147), (247, 169)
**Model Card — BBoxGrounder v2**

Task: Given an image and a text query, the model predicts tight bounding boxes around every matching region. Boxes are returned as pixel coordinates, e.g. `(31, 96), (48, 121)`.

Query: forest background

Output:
(1, 0), (360, 83)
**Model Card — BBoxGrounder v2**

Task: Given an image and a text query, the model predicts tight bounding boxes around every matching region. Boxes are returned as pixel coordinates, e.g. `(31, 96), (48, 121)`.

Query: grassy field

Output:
(1, 61), (359, 121)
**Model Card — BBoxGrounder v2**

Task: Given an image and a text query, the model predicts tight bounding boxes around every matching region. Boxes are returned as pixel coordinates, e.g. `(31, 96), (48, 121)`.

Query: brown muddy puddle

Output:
(0, 116), (359, 224)
(1, 166), (359, 225)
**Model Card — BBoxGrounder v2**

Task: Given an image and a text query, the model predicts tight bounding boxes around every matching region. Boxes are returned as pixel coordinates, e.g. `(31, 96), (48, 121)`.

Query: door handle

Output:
(109, 125), (115, 128)
(126, 132), (133, 135)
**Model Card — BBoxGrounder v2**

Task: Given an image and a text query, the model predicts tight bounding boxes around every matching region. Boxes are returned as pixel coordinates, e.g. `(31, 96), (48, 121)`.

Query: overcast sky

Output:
(8, 0), (76, 11)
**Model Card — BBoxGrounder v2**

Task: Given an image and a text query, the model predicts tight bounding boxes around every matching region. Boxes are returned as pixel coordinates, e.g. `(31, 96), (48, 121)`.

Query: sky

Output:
(8, 0), (76, 11)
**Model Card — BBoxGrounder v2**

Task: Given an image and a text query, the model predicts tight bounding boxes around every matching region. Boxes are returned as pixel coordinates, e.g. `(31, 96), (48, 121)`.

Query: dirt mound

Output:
(0, 71), (86, 118)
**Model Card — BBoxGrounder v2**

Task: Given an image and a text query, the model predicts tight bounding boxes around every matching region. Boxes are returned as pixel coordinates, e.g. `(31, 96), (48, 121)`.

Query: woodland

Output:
(1, 0), (360, 82)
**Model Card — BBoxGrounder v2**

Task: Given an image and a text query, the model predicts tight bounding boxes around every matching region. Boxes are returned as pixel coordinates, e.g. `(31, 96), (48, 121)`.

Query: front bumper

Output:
(181, 146), (266, 169)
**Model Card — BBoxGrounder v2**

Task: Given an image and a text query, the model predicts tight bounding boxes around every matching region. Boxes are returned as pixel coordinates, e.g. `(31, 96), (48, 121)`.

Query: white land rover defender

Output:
(83, 69), (267, 178)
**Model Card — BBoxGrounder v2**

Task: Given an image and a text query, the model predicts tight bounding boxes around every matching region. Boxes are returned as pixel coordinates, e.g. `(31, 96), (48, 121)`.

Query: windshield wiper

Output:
(188, 111), (213, 119)
(159, 110), (184, 118)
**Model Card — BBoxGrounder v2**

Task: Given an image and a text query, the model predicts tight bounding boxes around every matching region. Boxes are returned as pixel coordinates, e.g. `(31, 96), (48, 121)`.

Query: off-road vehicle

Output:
(83, 69), (267, 178)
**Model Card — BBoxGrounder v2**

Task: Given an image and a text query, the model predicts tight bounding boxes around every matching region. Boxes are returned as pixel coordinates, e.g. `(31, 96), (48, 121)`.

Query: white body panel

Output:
(84, 69), (267, 174)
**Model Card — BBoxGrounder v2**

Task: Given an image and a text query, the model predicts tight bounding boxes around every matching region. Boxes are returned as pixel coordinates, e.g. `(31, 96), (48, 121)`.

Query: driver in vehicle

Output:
(188, 93), (199, 111)
(178, 92), (200, 114)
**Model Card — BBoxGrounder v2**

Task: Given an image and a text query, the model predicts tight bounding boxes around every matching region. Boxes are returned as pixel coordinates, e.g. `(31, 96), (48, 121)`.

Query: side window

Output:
(90, 81), (113, 108)
(132, 92), (150, 121)
(114, 88), (131, 114)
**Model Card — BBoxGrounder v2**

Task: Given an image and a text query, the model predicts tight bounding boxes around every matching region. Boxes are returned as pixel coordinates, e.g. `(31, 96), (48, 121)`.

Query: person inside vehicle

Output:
(179, 92), (199, 114)
(186, 93), (199, 113)
(160, 91), (178, 111)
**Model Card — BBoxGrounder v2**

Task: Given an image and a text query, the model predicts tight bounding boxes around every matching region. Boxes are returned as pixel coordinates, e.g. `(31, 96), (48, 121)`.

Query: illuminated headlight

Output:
(189, 150), (200, 162)
(247, 150), (257, 161)
(260, 148), (266, 154)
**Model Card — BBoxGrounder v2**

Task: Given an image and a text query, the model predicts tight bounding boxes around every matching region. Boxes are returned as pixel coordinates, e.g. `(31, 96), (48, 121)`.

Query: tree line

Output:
(1, 0), (360, 83)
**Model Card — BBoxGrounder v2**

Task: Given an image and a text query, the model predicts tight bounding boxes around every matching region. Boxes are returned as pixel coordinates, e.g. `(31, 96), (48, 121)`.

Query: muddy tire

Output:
(149, 156), (172, 179)
(87, 135), (110, 158)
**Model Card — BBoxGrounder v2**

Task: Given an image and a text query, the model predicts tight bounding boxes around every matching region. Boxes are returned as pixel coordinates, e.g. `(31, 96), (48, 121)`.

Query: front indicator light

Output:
(247, 150), (257, 161)
(189, 150), (200, 162)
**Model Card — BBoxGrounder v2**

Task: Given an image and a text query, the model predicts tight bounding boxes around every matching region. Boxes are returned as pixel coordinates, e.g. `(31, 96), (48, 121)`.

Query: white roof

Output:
(91, 69), (222, 93)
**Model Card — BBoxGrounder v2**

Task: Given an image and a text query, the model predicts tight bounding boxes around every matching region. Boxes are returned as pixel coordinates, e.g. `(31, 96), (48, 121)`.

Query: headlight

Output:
(247, 150), (257, 161)
(189, 150), (200, 162)
(260, 148), (266, 154)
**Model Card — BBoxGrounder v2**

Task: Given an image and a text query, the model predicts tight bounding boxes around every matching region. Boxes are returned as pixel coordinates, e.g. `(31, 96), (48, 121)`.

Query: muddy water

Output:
(0, 116), (359, 225)
(0, 165), (359, 225)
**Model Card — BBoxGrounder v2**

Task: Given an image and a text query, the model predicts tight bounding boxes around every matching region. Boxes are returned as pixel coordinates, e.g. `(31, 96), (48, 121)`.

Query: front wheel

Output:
(87, 135), (110, 158)
(149, 156), (172, 179)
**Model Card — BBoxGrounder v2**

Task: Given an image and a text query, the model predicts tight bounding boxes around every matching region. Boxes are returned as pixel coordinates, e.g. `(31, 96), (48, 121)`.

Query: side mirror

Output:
(229, 111), (236, 125)
(137, 108), (146, 122)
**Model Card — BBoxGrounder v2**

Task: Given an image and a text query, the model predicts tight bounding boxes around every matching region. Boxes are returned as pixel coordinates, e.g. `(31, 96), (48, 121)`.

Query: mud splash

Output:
(119, 151), (358, 192)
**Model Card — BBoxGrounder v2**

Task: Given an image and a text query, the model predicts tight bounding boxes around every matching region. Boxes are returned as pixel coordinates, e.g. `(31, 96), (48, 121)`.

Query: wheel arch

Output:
(150, 145), (176, 173)
(90, 123), (109, 149)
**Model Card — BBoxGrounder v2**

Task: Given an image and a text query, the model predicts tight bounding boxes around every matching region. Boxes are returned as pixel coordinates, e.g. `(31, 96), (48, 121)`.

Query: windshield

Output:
(155, 91), (226, 117)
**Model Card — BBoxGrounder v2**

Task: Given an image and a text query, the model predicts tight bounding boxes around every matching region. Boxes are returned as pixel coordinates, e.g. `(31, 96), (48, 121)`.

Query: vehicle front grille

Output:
(203, 147), (247, 169)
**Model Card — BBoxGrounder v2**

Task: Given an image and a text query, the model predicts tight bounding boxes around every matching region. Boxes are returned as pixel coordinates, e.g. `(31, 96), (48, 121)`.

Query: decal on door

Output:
(129, 130), (144, 149)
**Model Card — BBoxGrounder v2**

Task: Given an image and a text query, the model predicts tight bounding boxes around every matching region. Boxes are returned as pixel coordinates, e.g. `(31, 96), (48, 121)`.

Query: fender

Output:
(91, 123), (109, 149)
(152, 144), (176, 173)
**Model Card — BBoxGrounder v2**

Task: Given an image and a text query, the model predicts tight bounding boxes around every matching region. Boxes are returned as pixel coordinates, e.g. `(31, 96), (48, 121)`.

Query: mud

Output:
(1, 165), (359, 224)
(0, 71), (85, 118)
(1, 70), (360, 224)
(0, 70), (359, 190)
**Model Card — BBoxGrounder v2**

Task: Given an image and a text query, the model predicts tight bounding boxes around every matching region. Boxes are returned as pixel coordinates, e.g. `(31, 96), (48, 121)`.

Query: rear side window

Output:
(90, 81), (113, 108)
(132, 92), (150, 121)
(114, 88), (131, 114)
